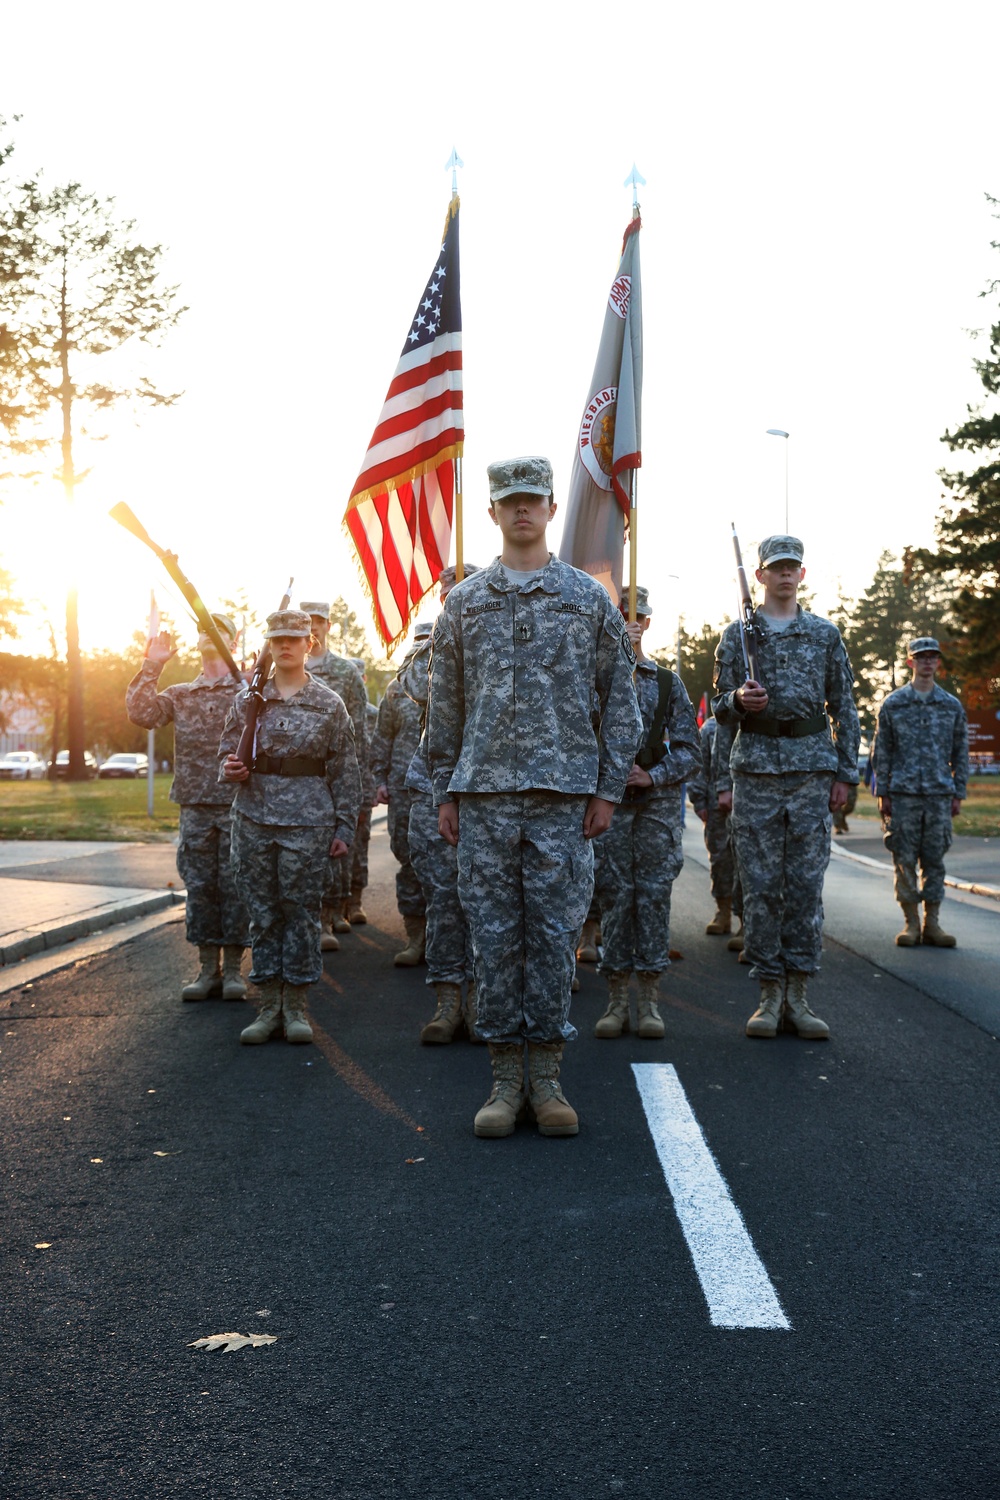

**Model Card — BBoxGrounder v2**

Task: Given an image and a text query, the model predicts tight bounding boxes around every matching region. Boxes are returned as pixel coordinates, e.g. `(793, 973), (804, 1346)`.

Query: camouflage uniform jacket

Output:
(306, 651), (369, 768)
(713, 607), (860, 783)
(218, 677), (361, 841)
(872, 683), (968, 799)
(427, 554), (642, 805)
(688, 717), (714, 814)
(370, 679), (423, 792)
(126, 661), (241, 806)
(398, 638), (434, 796)
(633, 661), (701, 789)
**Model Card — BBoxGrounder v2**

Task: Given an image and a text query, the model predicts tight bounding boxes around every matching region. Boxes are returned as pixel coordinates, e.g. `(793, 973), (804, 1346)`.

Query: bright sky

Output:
(2, 0), (998, 663)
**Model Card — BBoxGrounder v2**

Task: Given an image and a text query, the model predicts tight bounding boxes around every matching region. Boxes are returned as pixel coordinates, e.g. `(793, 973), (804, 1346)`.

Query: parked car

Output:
(49, 750), (99, 779)
(0, 750), (48, 781)
(97, 752), (150, 779)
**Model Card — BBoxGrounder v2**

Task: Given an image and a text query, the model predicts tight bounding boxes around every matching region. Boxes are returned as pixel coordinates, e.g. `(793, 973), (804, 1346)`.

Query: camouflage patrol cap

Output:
(413, 621), (434, 640)
(758, 534), (804, 568)
(438, 563), (481, 589)
(487, 455), (553, 502)
(618, 585), (652, 618)
(265, 609), (313, 639)
(908, 636), (941, 656)
(350, 657), (366, 673)
(208, 612), (237, 639)
(299, 600), (330, 620)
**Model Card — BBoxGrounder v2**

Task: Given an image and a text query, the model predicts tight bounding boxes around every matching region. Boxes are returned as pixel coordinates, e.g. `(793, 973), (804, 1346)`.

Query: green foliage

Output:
(0, 559), (25, 640)
(834, 552), (957, 737)
(915, 193), (1000, 690)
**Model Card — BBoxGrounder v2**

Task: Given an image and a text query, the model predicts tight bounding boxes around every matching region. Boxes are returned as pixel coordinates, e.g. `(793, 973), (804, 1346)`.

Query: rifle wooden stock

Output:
(108, 502), (243, 684)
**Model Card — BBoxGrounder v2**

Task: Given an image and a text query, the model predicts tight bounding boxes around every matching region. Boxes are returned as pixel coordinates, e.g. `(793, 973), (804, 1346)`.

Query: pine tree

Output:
(0, 158), (185, 778)
(917, 194), (1000, 694)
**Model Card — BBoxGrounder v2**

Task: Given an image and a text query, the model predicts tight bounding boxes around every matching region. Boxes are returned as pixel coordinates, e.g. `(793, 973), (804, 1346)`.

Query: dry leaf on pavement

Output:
(188, 1332), (278, 1353)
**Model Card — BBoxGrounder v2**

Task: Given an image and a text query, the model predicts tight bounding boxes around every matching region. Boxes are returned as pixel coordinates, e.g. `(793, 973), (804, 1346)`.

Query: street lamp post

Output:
(766, 429), (789, 531)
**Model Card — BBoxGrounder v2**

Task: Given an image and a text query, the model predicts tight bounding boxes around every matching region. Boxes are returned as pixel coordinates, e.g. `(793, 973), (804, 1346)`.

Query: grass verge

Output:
(0, 775), (179, 841)
(848, 775), (1000, 839)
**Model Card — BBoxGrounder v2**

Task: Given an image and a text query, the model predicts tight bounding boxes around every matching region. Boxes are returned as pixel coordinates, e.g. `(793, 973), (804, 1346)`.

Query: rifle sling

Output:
(634, 666), (674, 770)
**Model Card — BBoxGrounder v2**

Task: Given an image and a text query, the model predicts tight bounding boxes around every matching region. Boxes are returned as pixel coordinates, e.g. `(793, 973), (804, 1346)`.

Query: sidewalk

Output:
(0, 841), (184, 966)
(828, 825), (1000, 899)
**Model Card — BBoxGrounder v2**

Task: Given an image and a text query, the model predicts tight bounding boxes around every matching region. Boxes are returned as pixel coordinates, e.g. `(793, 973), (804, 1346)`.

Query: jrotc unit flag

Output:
(558, 214), (643, 602)
(345, 199), (463, 651)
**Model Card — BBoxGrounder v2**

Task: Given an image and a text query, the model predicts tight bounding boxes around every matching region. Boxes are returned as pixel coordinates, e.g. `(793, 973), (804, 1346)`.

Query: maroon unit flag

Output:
(558, 216), (643, 601)
(344, 199), (463, 651)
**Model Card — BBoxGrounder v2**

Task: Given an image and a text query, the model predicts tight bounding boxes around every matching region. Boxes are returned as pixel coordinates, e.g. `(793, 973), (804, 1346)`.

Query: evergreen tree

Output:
(917, 194), (1000, 694)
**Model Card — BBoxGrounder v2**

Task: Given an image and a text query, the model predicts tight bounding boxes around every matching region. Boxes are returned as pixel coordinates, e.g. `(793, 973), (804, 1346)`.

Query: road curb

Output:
(829, 842), (1000, 902)
(0, 889), (186, 966)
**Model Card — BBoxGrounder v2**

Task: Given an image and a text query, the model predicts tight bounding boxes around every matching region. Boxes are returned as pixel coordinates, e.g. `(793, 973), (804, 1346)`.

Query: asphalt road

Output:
(3, 820), (999, 1499)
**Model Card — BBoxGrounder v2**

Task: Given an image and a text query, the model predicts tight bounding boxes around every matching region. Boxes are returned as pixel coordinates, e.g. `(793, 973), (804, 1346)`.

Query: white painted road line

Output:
(632, 1063), (791, 1331)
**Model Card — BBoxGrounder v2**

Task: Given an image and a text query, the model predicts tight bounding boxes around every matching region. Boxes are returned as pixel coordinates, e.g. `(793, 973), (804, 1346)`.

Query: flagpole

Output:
(147, 589), (156, 818)
(623, 165), (645, 625)
(446, 147), (465, 585)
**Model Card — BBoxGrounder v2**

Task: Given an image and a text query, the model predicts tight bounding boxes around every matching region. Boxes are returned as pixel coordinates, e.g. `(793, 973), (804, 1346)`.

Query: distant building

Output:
(0, 694), (49, 757)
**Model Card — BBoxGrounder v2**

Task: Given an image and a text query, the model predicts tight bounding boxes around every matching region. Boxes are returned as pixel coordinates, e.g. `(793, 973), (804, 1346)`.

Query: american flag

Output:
(344, 198), (463, 651)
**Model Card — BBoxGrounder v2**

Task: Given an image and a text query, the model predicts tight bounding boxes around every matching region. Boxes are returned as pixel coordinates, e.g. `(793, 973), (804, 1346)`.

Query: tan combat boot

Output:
(394, 915), (426, 967)
(746, 978), (784, 1038)
(420, 982), (463, 1044)
(464, 983), (485, 1044)
(282, 983), (314, 1043)
(332, 899), (352, 935)
(320, 905), (340, 952)
(895, 903), (921, 947)
(922, 902), (956, 948)
(526, 1043), (579, 1137)
(474, 1044), (526, 1138)
(182, 945), (222, 1001)
(577, 920), (600, 963)
(636, 971), (666, 1039)
(783, 972), (830, 1039)
(571, 965), (581, 993)
(594, 971), (631, 1038)
(221, 946), (247, 1000)
(727, 922), (745, 953)
(349, 888), (368, 924)
(240, 978), (284, 1044)
(705, 899), (733, 936)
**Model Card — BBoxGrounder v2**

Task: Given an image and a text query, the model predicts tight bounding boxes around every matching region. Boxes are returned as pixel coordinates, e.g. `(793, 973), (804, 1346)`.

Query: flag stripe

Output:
(344, 200), (463, 650)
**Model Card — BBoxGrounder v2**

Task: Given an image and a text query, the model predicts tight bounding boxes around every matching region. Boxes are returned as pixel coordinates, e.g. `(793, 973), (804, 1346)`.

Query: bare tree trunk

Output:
(59, 248), (86, 781)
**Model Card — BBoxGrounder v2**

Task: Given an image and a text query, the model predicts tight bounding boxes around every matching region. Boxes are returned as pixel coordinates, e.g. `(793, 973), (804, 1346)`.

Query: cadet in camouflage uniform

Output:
(873, 636), (968, 947)
(593, 586), (700, 1040)
(126, 613), (249, 1001)
(348, 657), (378, 923)
(301, 602), (368, 943)
(370, 624), (430, 941)
(689, 714), (738, 935)
(713, 535), (859, 1040)
(428, 457), (642, 1138)
(220, 610), (361, 1045)
(397, 567), (481, 1041)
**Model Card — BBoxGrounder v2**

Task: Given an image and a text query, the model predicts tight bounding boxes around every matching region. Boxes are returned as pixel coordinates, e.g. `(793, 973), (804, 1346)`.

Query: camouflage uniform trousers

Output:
(407, 793), (471, 986)
(881, 792), (953, 905)
(703, 806), (735, 905)
(730, 770), (833, 980)
(176, 805), (249, 948)
(387, 789), (425, 920)
(595, 790), (684, 973)
(230, 813), (332, 985)
(457, 792), (592, 1045)
(351, 803), (373, 895)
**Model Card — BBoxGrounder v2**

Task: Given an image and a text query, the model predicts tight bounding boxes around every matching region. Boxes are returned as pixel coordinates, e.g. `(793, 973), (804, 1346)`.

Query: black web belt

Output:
(252, 753), (326, 777)
(740, 715), (827, 739)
